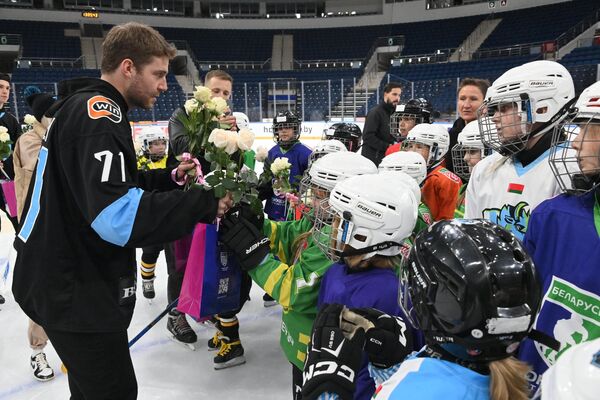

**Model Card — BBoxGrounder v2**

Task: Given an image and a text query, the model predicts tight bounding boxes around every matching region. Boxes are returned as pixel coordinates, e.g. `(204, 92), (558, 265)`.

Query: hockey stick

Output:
(128, 297), (179, 347)
(61, 298), (179, 373)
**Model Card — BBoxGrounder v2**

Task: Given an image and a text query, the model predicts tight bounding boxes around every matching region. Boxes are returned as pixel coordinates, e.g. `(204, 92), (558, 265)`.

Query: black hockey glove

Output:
(219, 214), (270, 271)
(238, 201), (264, 231)
(302, 304), (365, 400)
(341, 308), (413, 369)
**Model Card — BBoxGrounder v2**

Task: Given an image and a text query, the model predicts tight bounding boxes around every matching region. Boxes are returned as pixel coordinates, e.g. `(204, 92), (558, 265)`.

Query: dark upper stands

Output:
(0, 20), (81, 59)
(481, 0), (598, 48)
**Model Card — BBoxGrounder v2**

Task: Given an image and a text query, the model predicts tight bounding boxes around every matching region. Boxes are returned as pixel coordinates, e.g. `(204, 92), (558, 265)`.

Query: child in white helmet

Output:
(218, 151), (377, 398)
(465, 60), (576, 241)
(403, 123), (462, 220)
(450, 120), (497, 218)
(378, 151), (433, 235)
(519, 80), (600, 394)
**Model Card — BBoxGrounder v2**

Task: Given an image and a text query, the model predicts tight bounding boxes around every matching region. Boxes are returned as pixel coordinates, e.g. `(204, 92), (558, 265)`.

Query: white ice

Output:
(0, 217), (293, 400)
(0, 135), (332, 400)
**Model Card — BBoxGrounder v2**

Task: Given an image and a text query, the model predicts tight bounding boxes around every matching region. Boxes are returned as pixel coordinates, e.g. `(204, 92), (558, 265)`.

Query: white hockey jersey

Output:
(464, 148), (568, 241)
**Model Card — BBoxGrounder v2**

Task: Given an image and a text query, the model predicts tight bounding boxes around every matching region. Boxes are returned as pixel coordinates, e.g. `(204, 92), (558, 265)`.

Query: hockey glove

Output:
(219, 214), (270, 271)
(302, 304), (365, 400)
(238, 201), (264, 231)
(342, 308), (413, 369)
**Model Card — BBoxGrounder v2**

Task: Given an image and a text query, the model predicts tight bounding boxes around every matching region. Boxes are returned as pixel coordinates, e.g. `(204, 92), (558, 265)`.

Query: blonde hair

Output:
(344, 251), (399, 270)
(488, 356), (530, 400)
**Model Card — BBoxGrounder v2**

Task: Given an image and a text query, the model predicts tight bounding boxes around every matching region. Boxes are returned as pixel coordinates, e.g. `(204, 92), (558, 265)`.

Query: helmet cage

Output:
(451, 144), (487, 181)
(391, 112), (425, 141)
(549, 111), (600, 195)
(477, 93), (534, 157)
(273, 122), (300, 146)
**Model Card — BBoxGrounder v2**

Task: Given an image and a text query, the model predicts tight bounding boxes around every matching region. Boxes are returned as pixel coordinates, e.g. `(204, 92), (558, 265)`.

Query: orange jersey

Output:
(421, 164), (462, 221)
(385, 143), (402, 156)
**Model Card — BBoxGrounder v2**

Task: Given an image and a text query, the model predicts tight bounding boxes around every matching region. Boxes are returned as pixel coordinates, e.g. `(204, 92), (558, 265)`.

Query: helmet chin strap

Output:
(339, 241), (401, 259)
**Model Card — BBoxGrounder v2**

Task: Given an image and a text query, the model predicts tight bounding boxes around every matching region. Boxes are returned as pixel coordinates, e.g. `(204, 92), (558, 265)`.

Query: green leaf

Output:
(204, 151), (214, 162)
(214, 185), (226, 198)
(222, 178), (238, 190)
(232, 190), (243, 203)
(205, 175), (221, 187)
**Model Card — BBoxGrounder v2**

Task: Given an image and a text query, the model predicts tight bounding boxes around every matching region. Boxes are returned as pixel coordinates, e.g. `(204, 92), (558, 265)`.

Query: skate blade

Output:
(166, 332), (196, 351)
(213, 356), (246, 370)
(263, 300), (278, 308)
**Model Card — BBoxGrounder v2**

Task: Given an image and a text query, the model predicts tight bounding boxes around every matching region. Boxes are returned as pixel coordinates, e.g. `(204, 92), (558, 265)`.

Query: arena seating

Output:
(10, 69), (184, 122)
(480, 0), (598, 49)
(0, 19), (81, 59)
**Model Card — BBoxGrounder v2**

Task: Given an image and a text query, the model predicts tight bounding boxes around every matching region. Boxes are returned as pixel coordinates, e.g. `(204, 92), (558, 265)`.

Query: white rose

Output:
(193, 86), (212, 103)
(0, 126), (7, 136)
(24, 114), (37, 125)
(0, 131), (10, 143)
(236, 128), (255, 151)
(212, 97), (229, 115)
(208, 129), (229, 149)
(255, 146), (268, 162)
(224, 131), (239, 155)
(271, 157), (291, 175)
(184, 99), (199, 115)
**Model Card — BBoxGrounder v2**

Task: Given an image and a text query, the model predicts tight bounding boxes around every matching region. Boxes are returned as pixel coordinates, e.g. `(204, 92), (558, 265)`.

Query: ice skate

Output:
(167, 310), (197, 351)
(213, 339), (245, 370)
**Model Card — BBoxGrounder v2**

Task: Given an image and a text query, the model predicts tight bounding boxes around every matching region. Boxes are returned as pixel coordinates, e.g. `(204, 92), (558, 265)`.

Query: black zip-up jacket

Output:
(360, 101), (395, 166)
(13, 78), (219, 332)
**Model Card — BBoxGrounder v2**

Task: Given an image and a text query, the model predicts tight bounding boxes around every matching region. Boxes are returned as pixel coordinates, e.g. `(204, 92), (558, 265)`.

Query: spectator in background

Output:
(361, 82), (402, 166)
(0, 72), (22, 232)
(13, 92), (57, 382)
(446, 78), (490, 173)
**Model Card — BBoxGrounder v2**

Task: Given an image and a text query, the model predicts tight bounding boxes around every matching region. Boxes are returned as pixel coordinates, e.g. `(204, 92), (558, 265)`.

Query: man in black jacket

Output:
(12, 22), (232, 400)
(361, 82), (402, 166)
(0, 73), (22, 232)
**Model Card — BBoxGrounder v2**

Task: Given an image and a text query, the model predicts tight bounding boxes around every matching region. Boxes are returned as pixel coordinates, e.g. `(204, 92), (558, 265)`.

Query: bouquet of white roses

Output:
(23, 114), (36, 132)
(179, 86), (262, 213)
(270, 157), (293, 196)
(0, 126), (12, 160)
(179, 85), (229, 157)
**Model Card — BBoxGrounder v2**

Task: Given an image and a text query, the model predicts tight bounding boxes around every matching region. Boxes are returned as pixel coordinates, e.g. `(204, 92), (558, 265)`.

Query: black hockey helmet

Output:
(322, 122), (362, 152)
(399, 219), (541, 363)
(390, 98), (435, 140)
(273, 110), (301, 147)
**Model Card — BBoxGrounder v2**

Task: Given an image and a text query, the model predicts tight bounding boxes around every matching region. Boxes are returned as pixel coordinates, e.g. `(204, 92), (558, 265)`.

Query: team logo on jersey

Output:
(482, 201), (530, 240)
(87, 96), (122, 123)
(535, 277), (600, 367)
(439, 168), (462, 184)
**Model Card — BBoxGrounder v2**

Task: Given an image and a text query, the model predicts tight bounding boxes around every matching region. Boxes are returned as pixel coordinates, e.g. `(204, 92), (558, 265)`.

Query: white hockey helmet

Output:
(378, 151), (427, 185)
(403, 123), (450, 166)
(137, 126), (168, 155)
(378, 170), (421, 203)
(233, 112), (250, 130)
(549, 80), (600, 195)
(478, 60), (575, 156)
(298, 151), (377, 220)
(451, 120), (495, 180)
(313, 173), (418, 262)
(540, 338), (600, 400)
(308, 139), (348, 167)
